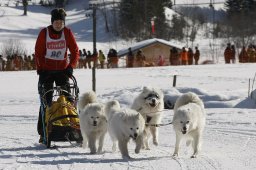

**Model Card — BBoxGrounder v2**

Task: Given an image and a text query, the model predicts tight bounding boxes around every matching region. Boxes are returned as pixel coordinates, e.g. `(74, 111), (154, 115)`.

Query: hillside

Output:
(0, 0), (124, 54)
(0, 0), (227, 61)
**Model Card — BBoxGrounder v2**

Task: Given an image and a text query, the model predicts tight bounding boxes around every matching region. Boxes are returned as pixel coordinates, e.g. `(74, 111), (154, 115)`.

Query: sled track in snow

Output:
(148, 146), (222, 170)
(0, 9), (6, 17)
(208, 127), (256, 137)
(173, 155), (222, 170)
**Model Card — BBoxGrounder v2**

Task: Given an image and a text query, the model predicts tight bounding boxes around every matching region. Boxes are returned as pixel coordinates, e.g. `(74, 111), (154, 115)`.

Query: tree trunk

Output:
(22, 0), (28, 15)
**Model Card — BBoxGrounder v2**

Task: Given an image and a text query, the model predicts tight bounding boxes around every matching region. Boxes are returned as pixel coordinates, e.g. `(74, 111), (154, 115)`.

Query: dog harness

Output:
(146, 116), (152, 123)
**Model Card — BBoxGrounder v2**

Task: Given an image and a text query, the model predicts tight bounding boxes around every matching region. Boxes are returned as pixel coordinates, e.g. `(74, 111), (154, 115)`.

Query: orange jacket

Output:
(180, 51), (188, 61)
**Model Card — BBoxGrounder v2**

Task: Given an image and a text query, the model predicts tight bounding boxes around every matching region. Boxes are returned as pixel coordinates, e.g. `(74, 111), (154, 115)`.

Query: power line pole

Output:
(93, 6), (97, 53)
(92, 6), (97, 92)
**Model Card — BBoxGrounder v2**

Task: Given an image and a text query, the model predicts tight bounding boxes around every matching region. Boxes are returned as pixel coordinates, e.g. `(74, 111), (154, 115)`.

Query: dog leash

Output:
(65, 132), (82, 148)
(138, 108), (173, 114)
(145, 121), (172, 127)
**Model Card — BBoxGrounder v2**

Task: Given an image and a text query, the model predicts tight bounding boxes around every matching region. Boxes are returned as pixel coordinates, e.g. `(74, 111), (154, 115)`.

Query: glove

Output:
(65, 66), (73, 77)
(37, 70), (46, 76)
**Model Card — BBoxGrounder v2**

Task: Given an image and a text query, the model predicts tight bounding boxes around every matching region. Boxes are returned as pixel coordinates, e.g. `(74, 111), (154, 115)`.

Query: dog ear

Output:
(136, 113), (140, 119)
(143, 86), (150, 92)
(102, 116), (107, 122)
(119, 111), (127, 121)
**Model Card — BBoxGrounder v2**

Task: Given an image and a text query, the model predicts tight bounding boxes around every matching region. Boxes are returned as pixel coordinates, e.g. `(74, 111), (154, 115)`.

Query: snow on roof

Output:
(117, 38), (183, 57)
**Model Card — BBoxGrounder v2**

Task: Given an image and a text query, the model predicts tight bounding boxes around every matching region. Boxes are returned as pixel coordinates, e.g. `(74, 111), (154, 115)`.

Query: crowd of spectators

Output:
(0, 48), (120, 71)
(224, 43), (256, 64)
(1, 44), (255, 71)
(0, 54), (35, 71)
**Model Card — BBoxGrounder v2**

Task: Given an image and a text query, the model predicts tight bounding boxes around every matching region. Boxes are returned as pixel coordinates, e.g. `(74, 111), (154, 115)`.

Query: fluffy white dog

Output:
(131, 86), (164, 150)
(105, 100), (145, 159)
(78, 91), (107, 154)
(172, 92), (205, 158)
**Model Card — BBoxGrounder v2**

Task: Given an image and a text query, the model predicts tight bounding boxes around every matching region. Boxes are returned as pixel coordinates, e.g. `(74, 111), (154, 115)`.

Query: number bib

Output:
(45, 28), (66, 60)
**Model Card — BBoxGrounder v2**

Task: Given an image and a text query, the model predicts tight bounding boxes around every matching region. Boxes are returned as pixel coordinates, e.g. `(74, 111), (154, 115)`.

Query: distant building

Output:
(117, 38), (182, 67)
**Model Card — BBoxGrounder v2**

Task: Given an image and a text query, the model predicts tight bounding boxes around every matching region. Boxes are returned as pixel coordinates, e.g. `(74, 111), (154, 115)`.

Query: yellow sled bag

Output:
(45, 95), (80, 134)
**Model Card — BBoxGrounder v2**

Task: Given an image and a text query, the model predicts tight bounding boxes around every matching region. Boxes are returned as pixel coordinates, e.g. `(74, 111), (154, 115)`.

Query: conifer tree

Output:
(119, 0), (170, 40)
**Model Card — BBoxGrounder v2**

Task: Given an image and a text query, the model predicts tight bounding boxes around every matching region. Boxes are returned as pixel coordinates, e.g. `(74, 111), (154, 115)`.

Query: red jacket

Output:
(35, 25), (79, 71)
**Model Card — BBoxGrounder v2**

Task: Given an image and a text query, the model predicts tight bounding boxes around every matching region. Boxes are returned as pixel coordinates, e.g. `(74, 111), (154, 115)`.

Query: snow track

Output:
(173, 155), (222, 170)
(1, 106), (256, 169)
(0, 9), (6, 17)
(1, 65), (256, 169)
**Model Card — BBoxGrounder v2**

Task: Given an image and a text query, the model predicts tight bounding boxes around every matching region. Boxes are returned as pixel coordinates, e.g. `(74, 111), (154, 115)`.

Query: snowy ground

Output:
(1, 63), (256, 170)
(1, 0), (256, 169)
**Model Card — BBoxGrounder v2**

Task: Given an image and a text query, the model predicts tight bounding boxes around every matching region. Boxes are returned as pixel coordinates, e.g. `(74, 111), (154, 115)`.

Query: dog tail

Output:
(174, 92), (204, 112)
(105, 100), (120, 120)
(78, 91), (98, 110)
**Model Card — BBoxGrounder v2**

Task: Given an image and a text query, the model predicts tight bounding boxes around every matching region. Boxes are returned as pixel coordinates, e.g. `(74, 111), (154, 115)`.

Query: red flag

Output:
(151, 20), (155, 34)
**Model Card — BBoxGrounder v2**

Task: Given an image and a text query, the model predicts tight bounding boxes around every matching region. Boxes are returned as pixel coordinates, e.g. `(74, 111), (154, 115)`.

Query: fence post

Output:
(173, 75), (177, 87)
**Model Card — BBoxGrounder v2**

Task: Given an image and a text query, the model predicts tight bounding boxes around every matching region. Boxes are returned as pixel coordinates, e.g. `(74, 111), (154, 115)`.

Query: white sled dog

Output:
(78, 91), (107, 154)
(131, 86), (164, 149)
(172, 92), (205, 158)
(105, 100), (145, 159)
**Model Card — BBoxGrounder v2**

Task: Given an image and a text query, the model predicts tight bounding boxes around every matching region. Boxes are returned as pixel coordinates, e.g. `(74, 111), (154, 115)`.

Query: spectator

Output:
(180, 47), (188, 65)
(239, 46), (248, 63)
(13, 55), (21, 71)
(86, 50), (92, 69)
(224, 43), (232, 64)
(135, 50), (146, 67)
(230, 45), (236, 64)
(0, 55), (3, 71)
(247, 45), (256, 63)
(126, 47), (134, 68)
(157, 55), (165, 66)
(194, 47), (200, 65)
(92, 48), (98, 68)
(98, 49), (105, 69)
(188, 47), (193, 65)
(82, 49), (87, 68)
(31, 54), (36, 70)
(169, 47), (180, 65)
(78, 49), (83, 68)
(107, 48), (118, 68)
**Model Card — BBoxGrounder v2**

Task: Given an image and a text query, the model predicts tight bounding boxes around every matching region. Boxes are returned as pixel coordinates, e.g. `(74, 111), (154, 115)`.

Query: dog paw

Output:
(172, 153), (178, 158)
(191, 155), (197, 158)
(97, 150), (103, 154)
(135, 148), (140, 154)
(153, 141), (158, 146)
(112, 146), (116, 152)
(122, 155), (132, 160)
(82, 143), (87, 148)
(90, 150), (97, 154)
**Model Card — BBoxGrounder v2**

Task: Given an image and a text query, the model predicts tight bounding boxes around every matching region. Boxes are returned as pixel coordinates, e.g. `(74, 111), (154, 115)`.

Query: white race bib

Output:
(45, 28), (66, 60)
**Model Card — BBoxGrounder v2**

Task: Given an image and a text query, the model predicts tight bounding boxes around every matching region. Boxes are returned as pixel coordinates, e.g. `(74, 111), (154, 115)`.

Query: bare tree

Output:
(1, 39), (27, 57)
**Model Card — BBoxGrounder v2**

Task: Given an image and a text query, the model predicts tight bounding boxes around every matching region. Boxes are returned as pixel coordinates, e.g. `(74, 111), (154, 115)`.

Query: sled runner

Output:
(38, 75), (82, 148)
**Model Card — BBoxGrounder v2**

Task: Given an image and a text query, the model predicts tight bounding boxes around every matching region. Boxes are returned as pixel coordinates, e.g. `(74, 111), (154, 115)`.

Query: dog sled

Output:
(38, 75), (82, 148)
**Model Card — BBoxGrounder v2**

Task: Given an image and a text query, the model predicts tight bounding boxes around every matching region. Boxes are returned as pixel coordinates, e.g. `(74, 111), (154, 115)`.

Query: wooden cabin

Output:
(117, 38), (182, 67)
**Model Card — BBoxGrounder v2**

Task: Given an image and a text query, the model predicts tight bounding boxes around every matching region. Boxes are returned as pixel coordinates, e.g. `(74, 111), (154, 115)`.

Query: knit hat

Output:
(51, 8), (66, 23)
